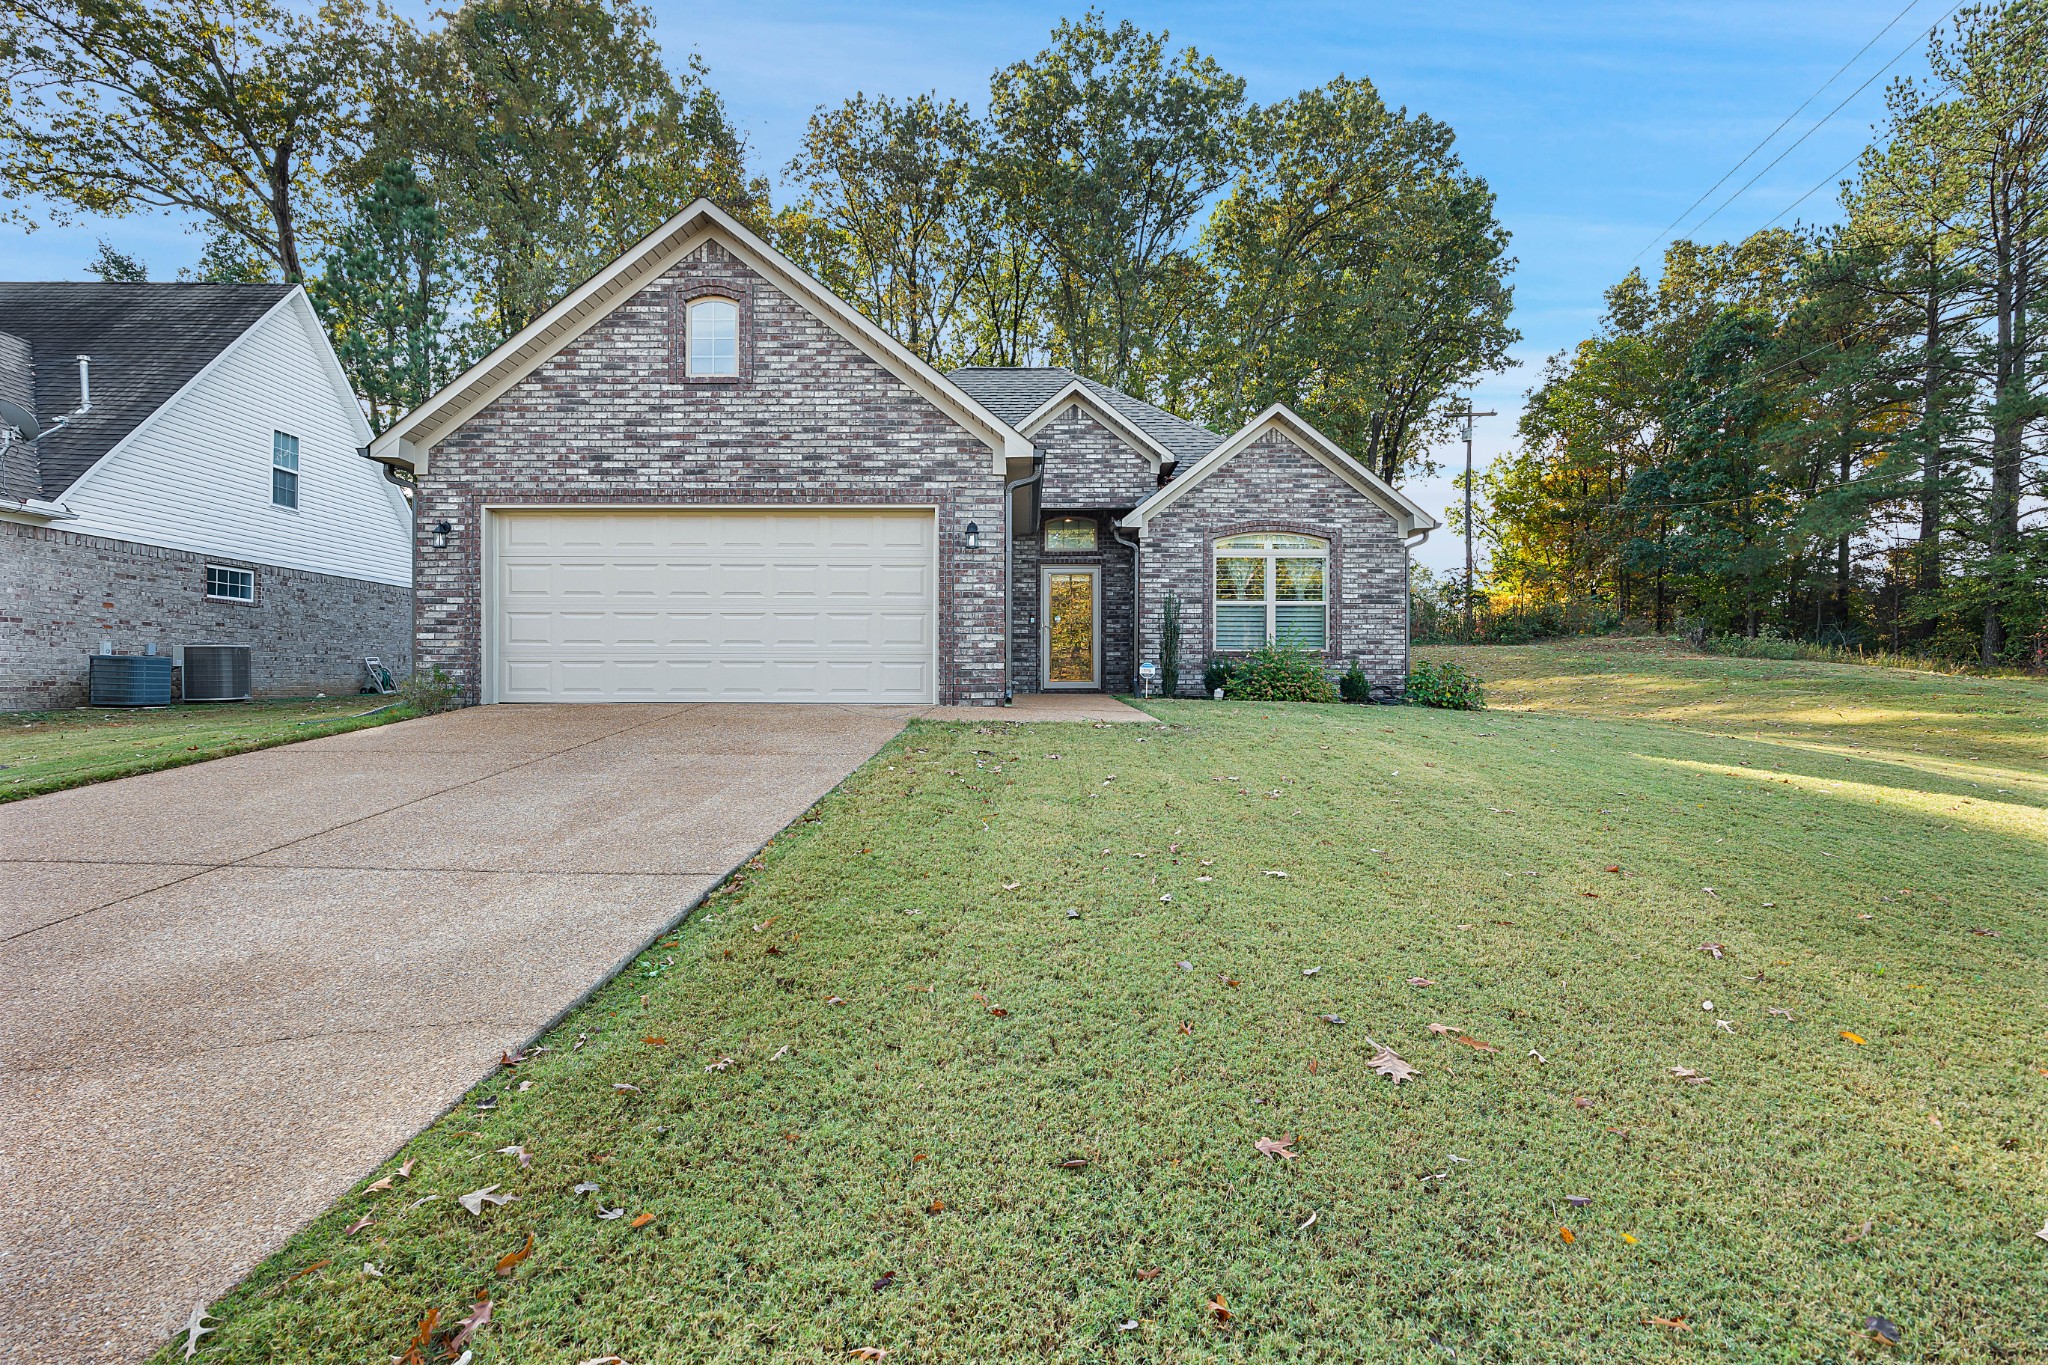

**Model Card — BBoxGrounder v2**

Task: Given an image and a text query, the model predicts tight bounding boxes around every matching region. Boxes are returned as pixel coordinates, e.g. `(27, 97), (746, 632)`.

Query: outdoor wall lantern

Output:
(432, 520), (452, 550)
(964, 521), (981, 550)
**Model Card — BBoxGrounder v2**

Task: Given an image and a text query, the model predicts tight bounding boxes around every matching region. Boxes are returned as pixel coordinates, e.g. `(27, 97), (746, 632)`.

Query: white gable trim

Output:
(368, 199), (1030, 476)
(60, 287), (374, 507)
(1119, 403), (1438, 536)
(1016, 379), (1176, 469)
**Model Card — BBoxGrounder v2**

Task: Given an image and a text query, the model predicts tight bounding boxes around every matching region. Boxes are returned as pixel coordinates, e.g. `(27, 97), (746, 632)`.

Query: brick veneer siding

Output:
(413, 241), (1008, 706)
(1010, 511), (1136, 694)
(1, 518), (412, 710)
(1136, 430), (1411, 697)
(1035, 405), (1161, 508)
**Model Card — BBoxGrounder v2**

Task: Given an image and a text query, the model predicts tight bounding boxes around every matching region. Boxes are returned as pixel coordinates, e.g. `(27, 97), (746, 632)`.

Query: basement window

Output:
(206, 564), (256, 603)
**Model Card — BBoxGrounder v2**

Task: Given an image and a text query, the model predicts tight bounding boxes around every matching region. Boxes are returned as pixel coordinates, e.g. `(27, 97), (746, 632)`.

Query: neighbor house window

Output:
(206, 564), (255, 603)
(1044, 516), (1097, 552)
(271, 431), (299, 508)
(687, 297), (739, 376)
(1213, 533), (1327, 650)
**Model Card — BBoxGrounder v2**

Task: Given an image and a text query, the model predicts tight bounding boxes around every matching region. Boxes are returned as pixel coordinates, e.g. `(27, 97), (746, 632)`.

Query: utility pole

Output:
(1456, 399), (1496, 634)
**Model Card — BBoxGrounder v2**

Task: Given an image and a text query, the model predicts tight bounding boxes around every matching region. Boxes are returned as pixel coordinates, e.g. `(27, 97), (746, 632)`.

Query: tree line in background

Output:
(0, 1), (1516, 482)
(1470, 1), (2047, 667)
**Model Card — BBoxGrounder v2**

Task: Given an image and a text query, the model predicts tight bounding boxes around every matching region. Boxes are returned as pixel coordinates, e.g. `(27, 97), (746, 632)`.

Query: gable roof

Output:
(1121, 403), (1439, 538)
(370, 199), (1031, 475)
(949, 367), (1221, 467)
(0, 282), (294, 499)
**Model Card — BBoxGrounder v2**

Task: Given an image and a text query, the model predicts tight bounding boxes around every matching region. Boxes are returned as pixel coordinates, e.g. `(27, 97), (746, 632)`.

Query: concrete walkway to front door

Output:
(0, 703), (912, 1364)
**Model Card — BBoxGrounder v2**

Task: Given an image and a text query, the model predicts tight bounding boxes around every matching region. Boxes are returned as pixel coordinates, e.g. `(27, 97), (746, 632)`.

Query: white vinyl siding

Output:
(56, 293), (410, 586)
(490, 508), (936, 703)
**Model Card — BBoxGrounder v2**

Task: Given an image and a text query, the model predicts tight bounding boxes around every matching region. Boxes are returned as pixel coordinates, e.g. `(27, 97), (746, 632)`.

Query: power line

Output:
(1684, 3), (1963, 241)
(1628, 0), (1934, 269)
(1753, 76), (1964, 233)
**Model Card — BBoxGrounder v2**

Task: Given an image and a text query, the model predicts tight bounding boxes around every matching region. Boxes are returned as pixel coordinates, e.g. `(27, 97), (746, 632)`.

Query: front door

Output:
(1042, 566), (1100, 689)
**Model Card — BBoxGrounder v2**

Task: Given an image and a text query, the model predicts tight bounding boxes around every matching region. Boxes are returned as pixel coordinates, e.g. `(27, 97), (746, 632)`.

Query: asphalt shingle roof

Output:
(0, 282), (293, 499)
(949, 365), (1222, 466)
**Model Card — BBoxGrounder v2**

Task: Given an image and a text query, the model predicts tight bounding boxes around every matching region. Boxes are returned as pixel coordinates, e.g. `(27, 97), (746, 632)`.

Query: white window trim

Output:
(1213, 536), (1328, 651)
(205, 563), (257, 604)
(272, 430), (301, 510)
(686, 296), (740, 377)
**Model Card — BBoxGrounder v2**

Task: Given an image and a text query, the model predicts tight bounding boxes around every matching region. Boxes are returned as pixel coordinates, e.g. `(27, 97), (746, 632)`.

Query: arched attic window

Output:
(686, 297), (739, 376)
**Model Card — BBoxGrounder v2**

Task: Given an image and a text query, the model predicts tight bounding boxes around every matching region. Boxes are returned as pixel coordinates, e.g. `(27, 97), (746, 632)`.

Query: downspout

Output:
(1002, 451), (1045, 704)
(1402, 525), (1432, 681)
(1111, 521), (1142, 696)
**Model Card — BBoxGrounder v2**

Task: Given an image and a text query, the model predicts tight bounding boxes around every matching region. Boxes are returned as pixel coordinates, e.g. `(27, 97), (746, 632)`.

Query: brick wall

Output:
(1035, 404), (1160, 508)
(1010, 512), (1136, 694)
(1136, 430), (1410, 697)
(415, 241), (1008, 706)
(1, 518), (412, 710)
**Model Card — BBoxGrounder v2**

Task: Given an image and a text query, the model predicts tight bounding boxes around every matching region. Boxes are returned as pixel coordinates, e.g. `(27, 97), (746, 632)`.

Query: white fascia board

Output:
(370, 198), (1029, 476)
(0, 499), (81, 525)
(1015, 379), (1174, 469)
(59, 289), (304, 507)
(1121, 403), (1439, 536)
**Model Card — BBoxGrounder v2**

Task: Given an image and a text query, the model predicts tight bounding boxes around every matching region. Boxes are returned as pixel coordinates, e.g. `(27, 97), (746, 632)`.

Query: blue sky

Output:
(3, 1), (1949, 572)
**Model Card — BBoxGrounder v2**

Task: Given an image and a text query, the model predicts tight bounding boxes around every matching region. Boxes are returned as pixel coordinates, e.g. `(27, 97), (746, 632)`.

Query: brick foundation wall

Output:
(1, 518), (413, 710)
(1010, 512), (1136, 694)
(1136, 431), (1411, 697)
(415, 241), (1008, 706)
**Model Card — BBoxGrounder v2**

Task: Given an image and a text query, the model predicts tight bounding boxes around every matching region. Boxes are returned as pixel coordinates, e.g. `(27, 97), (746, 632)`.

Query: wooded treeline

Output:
(1482, 2), (2047, 667)
(0, 2), (1517, 484)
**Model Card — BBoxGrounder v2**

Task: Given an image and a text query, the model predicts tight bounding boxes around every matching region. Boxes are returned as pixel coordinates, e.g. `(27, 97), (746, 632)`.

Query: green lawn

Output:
(0, 696), (416, 802)
(164, 649), (2046, 1363)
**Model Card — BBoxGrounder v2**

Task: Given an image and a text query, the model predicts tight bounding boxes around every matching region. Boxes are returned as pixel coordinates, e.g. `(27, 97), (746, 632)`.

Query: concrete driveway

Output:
(0, 703), (912, 1363)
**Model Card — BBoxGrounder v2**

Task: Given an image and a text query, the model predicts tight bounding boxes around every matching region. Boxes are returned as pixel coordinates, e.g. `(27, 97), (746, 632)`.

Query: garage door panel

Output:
(493, 510), (935, 703)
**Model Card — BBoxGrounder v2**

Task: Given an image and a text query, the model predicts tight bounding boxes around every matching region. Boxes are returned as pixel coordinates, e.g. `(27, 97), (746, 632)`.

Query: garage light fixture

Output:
(432, 520), (451, 549)
(964, 521), (981, 551)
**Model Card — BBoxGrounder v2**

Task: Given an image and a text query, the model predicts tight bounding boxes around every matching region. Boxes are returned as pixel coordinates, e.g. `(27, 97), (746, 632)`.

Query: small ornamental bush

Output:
(1406, 659), (1486, 710)
(1158, 591), (1183, 697)
(1338, 665), (1373, 704)
(1203, 655), (1238, 696)
(399, 666), (464, 714)
(1223, 645), (1338, 703)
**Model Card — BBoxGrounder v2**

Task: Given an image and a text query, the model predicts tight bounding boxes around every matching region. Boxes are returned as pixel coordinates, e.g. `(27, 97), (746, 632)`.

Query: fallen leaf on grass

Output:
(1566, 1194), (1592, 1207)
(927, 1198), (944, 1214)
(872, 1271), (897, 1292)
(630, 1213), (654, 1228)
(1178, 1020), (1193, 1036)
(1209, 1294), (1232, 1322)
(498, 1144), (532, 1169)
(1968, 927), (2001, 938)
(459, 1186), (516, 1216)
(343, 1214), (373, 1236)
(850, 1350), (890, 1361)
(1669, 1067), (1707, 1084)
(1254, 1134), (1297, 1160)
(597, 1207), (625, 1220)
(642, 1036), (667, 1046)
(1864, 1314), (1901, 1345)
(825, 996), (847, 1007)
(1769, 1008), (1794, 1019)
(449, 1296), (493, 1352)
(1559, 1227), (1575, 1243)
(1136, 1267), (1161, 1280)
(1056, 1158), (1089, 1169)
(575, 1358), (630, 1365)
(495, 1233), (534, 1276)
(1426, 1022), (1457, 1036)
(500, 1049), (526, 1068)
(612, 1082), (641, 1093)
(1368, 1046), (1419, 1084)
(986, 1005), (1009, 1018)
(180, 1306), (212, 1360)
(1117, 1320), (1138, 1332)
(1301, 966), (1321, 977)
(1644, 1315), (1689, 1331)
(363, 1176), (395, 1194)
(1407, 977), (1436, 988)
(1297, 1210), (1318, 1231)
(1573, 1096), (1594, 1108)
(1696, 943), (1724, 959)
(1622, 1233), (1639, 1245)
(1454, 1034), (1500, 1053)
(705, 1056), (736, 1072)
(572, 1181), (600, 1195)
(396, 1308), (438, 1365)
(1320, 1014), (1345, 1026)
(362, 1262), (382, 1277)
(752, 916), (777, 932)
(283, 1259), (331, 1287)
(1841, 1031), (1867, 1045)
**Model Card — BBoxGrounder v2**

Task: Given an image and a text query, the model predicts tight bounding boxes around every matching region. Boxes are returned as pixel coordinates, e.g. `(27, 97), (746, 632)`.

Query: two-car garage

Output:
(488, 508), (937, 704)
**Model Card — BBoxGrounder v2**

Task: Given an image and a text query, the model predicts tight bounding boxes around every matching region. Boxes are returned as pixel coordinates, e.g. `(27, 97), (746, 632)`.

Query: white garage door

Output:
(490, 509), (936, 703)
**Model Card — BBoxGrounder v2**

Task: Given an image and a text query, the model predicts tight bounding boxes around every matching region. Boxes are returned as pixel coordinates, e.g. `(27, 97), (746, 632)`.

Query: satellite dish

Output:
(0, 396), (39, 440)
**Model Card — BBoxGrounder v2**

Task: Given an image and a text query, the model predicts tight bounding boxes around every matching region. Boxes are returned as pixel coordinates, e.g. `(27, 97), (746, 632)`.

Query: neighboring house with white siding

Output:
(0, 282), (414, 710)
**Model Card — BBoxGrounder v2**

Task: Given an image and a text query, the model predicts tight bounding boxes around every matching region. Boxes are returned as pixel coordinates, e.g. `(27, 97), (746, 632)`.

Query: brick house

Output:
(0, 284), (414, 710)
(368, 200), (1436, 707)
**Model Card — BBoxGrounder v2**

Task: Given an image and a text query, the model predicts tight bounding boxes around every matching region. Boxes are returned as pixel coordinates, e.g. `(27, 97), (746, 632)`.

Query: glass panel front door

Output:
(1046, 569), (1097, 686)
